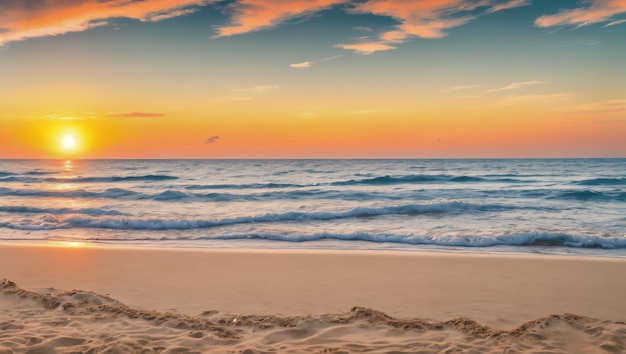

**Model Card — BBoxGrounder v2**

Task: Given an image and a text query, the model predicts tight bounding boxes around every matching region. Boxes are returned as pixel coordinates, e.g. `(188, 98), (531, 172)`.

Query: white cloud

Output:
(290, 61), (312, 68)
(320, 55), (343, 61)
(487, 80), (546, 93)
(602, 18), (626, 27)
(232, 85), (279, 92)
(486, 0), (530, 14)
(443, 84), (483, 92)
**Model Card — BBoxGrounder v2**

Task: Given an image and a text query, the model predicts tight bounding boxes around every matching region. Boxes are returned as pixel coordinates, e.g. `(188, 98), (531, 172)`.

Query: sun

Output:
(62, 135), (76, 150)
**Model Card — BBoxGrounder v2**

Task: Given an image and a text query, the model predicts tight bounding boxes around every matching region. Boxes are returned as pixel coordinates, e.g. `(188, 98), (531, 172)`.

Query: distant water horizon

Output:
(1, 158), (625, 257)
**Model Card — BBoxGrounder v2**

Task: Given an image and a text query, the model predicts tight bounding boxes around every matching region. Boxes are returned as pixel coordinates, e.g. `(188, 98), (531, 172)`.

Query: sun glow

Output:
(62, 135), (76, 150)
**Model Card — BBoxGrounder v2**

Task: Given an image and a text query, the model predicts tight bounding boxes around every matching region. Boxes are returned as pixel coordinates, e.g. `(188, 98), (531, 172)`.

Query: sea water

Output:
(0, 159), (624, 256)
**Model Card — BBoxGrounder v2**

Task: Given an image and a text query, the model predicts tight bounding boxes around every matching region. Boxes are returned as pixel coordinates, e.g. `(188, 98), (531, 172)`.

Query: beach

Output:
(1, 244), (625, 353)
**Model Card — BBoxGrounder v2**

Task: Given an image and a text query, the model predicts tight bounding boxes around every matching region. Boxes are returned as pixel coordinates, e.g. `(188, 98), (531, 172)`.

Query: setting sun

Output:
(62, 135), (76, 150)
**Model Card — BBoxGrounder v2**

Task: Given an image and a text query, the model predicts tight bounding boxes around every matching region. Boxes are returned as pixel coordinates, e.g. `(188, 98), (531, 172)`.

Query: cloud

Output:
(494, 93), (572, 106)
(353, 26), (374, 32)
(487, 80), (546, 93)
(548, 39), (602, 47)
(232, 85), (279, 92)
(205, 135), (220, 144)
(289, 55), (341, 68)
(337, 0), (530, 54)
(211, 95), (253, 102)
(42, 114), (88, 121)
(320, 54), (343, 61)
(443, 84), (483, 92)
(567, 99), (626, 114)
(0, 0), (213, 45)
(144, 7), (199, 21)
(603, 18), (626, 27)
(108, 111), (165, 117)
(334, 41), (397, 54)
(213, 0), (348, 37)
(535, 0), (626, 28)
(290, 61), (312, 68)
(486, 0), (530, 13)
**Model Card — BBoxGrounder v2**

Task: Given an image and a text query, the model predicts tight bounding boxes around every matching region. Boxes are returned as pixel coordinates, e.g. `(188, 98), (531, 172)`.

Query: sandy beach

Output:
(1, 244), (625, 353)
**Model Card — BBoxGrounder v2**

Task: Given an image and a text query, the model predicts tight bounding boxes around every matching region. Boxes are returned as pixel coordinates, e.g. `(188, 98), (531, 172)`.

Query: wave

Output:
(73, 231), (626, 250)
(0, 174), (178, 184)
(44, 174), (179, 183)
(0, 187), (138, 199)
(24, 171), (58, 175)
(555, 190), (626, 202)
(577, 178), (626, 186)
(0, 206), (125, 216)
(185, 182), (307, 190)
(184, 174), (530, 190)
(209, 232), (626, 249)
(0, 202), (515, 231)
(332, 174), (527, 186)
(152, 190), (188, 201)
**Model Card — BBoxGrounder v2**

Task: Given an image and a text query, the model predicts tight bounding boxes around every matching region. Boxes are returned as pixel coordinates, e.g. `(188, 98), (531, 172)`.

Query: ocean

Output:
(0, 159), (624, 256)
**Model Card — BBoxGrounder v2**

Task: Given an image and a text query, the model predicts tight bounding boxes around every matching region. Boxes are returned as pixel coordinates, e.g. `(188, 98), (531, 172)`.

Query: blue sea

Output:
(0, 159), (625, 256)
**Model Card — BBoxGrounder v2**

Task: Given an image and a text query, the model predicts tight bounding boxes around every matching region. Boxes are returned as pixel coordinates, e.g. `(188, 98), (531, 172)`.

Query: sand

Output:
(1, 244), (625, 353)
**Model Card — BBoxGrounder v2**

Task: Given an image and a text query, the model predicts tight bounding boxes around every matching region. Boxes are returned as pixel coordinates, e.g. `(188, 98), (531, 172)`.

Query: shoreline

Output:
(3, 240), (625, 259)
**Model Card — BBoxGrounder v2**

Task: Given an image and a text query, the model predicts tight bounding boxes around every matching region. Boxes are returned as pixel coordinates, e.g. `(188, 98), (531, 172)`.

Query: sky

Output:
(0, 0), (624, 159)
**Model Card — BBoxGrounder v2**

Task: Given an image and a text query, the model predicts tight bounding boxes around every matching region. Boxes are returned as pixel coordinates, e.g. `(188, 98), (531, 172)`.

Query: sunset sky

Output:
(1, 0), (624, 159)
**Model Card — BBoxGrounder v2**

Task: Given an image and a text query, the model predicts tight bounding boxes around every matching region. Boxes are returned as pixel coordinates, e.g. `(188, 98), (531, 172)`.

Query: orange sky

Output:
(1, 0), (624, 158)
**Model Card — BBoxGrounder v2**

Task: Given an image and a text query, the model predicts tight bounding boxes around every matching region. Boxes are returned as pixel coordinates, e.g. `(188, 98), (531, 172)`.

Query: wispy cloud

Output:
(494, 93), (572, 106)
(486, 0), (530, 13)
(0, 0), (213, 45)
(289, 55), (342, 69)
(290, 61), (312, 69)
(339, 0), (529, 54)
(334, 42), (397, 54)
(535, 0), (626, 28)
(108, 112), (165, 118)
(603, 18), (626, 27)
(567, 99), (626, 114)
(42, 114), (88, 121)
(145, 7), (200, 22)
(232, 85), (279, 92)
(548, 39), (602, 48)
(443, 84), (483, 92)
(487, 80), (546, 93)
(211, 95), (253, 102)
(215, 84), (277, 101)
(213, 0), (348, 37)
(353, 26), (374, 32)
(320, 54), (343, 62)
(205, 135), (220, 144)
